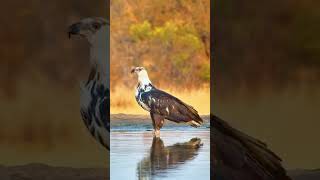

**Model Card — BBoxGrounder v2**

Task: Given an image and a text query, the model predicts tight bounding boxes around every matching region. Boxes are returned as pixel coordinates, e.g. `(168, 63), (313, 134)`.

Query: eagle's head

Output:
(68, 17), (108, 42)
(131, 67), (151, 85)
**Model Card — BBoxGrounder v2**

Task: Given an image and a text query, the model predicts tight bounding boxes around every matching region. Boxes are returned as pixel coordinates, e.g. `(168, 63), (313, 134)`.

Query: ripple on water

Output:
(110, 123), (210, 180)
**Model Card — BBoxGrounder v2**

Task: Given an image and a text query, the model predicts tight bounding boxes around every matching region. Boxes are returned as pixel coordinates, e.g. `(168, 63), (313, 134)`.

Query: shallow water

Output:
(110, 115), (210, 180)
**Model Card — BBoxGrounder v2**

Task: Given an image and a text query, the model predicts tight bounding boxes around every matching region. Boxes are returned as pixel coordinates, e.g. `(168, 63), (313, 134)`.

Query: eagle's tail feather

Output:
(178, 101), (204, 127)
(188, 120), (202, 127)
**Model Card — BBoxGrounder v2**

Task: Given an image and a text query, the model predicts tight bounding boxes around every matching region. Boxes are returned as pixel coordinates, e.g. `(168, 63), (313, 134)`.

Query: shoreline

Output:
(110, 113), (210, 120)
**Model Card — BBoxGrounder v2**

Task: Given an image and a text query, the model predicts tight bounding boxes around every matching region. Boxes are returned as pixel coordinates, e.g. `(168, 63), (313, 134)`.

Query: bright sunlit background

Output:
(110, 0), (210, 115)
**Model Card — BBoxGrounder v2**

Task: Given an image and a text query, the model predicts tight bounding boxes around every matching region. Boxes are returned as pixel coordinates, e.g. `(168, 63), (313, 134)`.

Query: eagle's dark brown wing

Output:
(141, 89), (203, 127)
(212, 115), (291, 180)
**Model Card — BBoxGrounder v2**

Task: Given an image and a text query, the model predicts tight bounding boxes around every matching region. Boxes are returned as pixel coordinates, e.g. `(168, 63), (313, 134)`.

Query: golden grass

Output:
(110, 85), (210, 115)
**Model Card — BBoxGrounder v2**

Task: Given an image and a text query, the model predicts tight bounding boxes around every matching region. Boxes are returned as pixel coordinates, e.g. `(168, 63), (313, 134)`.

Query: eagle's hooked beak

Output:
(131, 67), (136, 74)
(68, 22), (81, 39)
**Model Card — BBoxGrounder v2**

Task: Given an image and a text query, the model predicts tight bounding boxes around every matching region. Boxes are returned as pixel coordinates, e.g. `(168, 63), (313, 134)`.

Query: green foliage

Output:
(200, 63), (210, 81)
(153, 21), (178, 45)
(176, 25), (202, 50)
(175, 33), (202, 51)
(127, 19), (208, 85)
(172, 53), (190, 68)
(114, 1), (210, 88)
(129, 21), (152, 41)
(129, 20), (202, 50)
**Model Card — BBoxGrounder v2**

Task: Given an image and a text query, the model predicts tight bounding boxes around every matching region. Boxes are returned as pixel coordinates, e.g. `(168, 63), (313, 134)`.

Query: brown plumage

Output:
(212, 115), (291, 180)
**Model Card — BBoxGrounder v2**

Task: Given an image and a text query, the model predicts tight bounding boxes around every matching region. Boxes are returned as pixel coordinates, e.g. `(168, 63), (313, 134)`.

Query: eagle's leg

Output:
(154, 129), (160, 137)
(150, 113), (164, 137)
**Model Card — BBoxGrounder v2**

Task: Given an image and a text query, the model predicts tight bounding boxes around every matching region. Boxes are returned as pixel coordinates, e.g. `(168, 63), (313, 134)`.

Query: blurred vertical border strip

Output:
(106, 0), (110, 177)
(210, 0), (214, 179)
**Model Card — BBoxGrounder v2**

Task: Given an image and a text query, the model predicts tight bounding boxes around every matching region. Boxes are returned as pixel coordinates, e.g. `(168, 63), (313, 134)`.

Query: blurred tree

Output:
(111, 0), (210, 89)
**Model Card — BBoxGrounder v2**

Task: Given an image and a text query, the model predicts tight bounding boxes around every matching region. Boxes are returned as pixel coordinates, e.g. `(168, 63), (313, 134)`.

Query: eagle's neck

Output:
(137, 75), (153, 93)
(88, 25), (109, 88)
(138, 76), (151, 86)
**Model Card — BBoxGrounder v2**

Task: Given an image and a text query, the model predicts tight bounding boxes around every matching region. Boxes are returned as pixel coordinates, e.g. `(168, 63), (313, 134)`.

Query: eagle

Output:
(131, 67), (203, 137)
(212, 115), (292, 180)
(68, 17), (110, 149)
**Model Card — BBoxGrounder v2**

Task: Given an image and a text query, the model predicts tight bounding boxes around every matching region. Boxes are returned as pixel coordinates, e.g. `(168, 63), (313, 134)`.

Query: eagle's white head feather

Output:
(131, 67), (152, 86)
(68, 17), (109, 87)
(68, 17), (108, 43)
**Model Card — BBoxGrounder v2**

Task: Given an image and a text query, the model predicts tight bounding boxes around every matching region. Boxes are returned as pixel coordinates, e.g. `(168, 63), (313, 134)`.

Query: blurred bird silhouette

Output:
(68, 17), (110, 149)
(212, 115), (292, 180)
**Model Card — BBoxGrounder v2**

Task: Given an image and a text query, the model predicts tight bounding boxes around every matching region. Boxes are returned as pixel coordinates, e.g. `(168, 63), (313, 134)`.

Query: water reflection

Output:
(137, 137), (202, 180)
